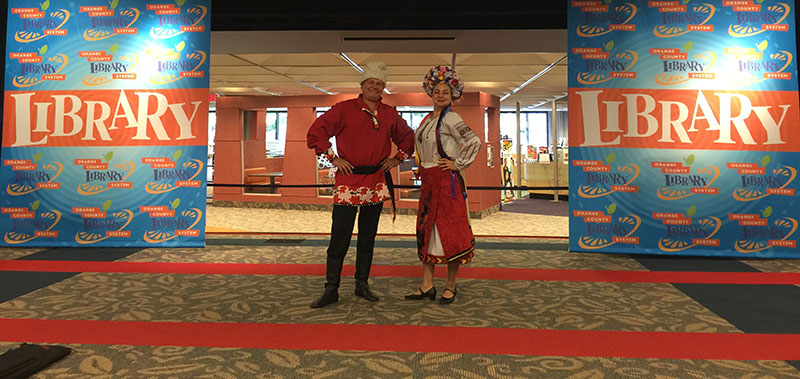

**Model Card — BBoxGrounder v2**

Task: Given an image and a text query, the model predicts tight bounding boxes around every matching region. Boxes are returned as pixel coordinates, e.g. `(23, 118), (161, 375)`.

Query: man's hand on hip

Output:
(333, 157), (353, 175)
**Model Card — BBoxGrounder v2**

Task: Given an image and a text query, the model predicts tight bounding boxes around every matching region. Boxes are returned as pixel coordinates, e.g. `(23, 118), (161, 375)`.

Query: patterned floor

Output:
(205, 203), (570, 237)
(2, 235), (800, 377)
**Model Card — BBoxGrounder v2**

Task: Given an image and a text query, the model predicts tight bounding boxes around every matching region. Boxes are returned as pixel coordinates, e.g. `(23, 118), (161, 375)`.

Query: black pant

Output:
(324, 203), (383, 291)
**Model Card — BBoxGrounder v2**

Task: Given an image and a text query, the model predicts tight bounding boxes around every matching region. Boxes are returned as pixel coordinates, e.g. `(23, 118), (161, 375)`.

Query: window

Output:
(265, 109), (287, 157)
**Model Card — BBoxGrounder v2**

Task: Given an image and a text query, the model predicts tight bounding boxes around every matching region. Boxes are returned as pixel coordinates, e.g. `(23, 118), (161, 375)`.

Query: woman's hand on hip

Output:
(438, 158), (457, 171)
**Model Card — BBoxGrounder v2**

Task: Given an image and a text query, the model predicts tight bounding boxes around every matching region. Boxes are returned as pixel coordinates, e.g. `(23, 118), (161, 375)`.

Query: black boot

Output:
(310, 288), (339, 308)
(355, 282), (379, 301)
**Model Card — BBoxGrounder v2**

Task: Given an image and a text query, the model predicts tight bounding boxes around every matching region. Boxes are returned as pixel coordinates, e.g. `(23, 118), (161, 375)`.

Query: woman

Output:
(405, 66), (481, 304)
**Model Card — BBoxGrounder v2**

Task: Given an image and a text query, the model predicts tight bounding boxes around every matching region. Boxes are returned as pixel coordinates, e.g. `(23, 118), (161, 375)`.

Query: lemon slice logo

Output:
(81, 54), (138, 86)
(150, 50), (206, 85)
(83, 8), (140, 41)
(144, 207), (203, 243)
(577, 49), (638, 85)
(654, 3), (715, 38)
(578, 214), (641, 250)
(735, 217), (798, 253)
(657, 165), (719, 200)
(576, 3), (637, 37)
(658, 216), (722, 252)
(4, 210), (61, 244)
(728, 3), (790, 37)
(732, 50), (793, 86)
(7, 161), (63, 196)
(149, 5), (207, 40)
(145, 158), (204, 194)
(579, 163), (640, 198)
(83, 43), (139, 86)
(14, 9), (70, 43)
(75, 209), (133, 244)
(734, 166), (796, 201)
(12, 53), (69, 88)
(655, 49), (717, 86)
(77, 161), (136, 195)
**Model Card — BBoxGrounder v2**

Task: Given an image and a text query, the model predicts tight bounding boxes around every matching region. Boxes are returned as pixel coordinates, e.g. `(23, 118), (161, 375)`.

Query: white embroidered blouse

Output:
(415, 111), (481, 170)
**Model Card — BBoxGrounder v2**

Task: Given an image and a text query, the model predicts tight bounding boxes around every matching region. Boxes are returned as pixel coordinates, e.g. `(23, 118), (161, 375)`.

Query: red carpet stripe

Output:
(1, 318), (798, 360)
(2, 260), (799, 284)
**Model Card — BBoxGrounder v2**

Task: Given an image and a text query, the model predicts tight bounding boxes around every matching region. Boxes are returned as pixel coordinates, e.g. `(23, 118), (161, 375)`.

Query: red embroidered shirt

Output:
(307, 95), (414, 206)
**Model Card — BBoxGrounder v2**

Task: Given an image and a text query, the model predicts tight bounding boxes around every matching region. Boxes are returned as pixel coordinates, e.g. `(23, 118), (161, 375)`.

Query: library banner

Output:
(2, 0), (210, 247)
(568, 0), (799, 257)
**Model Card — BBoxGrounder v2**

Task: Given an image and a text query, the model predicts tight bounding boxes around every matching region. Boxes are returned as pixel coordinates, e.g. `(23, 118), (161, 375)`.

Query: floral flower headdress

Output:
(422, 66), (464, 100)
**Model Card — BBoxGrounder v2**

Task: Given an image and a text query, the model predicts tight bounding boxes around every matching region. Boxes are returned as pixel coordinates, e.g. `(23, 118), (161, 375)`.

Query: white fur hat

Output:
(361, 61), (387, 85)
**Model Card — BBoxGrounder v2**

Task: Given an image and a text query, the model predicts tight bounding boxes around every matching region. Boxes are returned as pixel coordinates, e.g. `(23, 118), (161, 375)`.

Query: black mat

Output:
(500, 197), (569, 217)
(0, 272), (78, 303)
(634, 256), (760, 272)
(674, 283), (800, 334)
(17, 247), (143, 262)
(635, 255), (800, 335)
(1, 248), (143, 303)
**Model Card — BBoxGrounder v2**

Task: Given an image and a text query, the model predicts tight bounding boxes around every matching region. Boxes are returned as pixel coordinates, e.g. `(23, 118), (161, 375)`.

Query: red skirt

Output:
(415, 167), (475, 264)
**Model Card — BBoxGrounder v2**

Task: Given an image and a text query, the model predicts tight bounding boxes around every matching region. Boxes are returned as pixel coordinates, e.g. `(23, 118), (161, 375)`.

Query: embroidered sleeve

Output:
(446, 113), (481, 171)
(322, 148), (337, 162)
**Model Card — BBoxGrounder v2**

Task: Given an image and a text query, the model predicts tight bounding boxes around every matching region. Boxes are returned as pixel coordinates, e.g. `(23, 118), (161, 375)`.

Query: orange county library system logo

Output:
(574, 0), (638, 37)
(76, 152), (135, 195)
(81, 0), (140, 41)
(650, 0), (716, 37)
(3, 200), (61, 244)
(730, 206), (797, 253)
(142, 198), (202, 243)
(726, 0), (790, 37)
(148, 0), (208, 39)
(655, 205), (722, 252)
(10, 44), (68, 88)
(573, 153), (640, 198)
(5, 153), (63, 196)
(575, 203), (642, 249)
(654, 154), (720, 200)
(729, 155), (796, 201)
(725, 40), (793, 85)
(11, 1), (70, 43)
(652, 41), (717, 85)
(73, 200), (133, 244)
(574, 40), (639, 84)
(144, 150), (203, 194)
(81, 43), (139, 86)
(147, 40), (206, 85)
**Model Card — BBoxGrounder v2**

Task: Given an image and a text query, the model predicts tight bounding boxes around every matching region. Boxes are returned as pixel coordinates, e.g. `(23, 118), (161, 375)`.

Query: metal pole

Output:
(516, 102), (522, 200)
(451, 53), (457, 71)
(552, 100), (560, 202)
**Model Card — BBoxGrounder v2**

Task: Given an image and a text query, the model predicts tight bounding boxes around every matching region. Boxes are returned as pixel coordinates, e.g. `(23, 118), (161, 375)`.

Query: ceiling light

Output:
(339, 53), (363, 72)
(500, 55), (567, 102)
(254, 88), (280, 96)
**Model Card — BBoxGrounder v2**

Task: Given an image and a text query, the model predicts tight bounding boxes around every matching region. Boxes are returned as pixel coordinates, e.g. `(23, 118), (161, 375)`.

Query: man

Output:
(307, 61), (415, 308)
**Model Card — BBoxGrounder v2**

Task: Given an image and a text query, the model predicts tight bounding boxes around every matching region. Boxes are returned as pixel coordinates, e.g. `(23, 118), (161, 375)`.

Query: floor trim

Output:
(2, 318), (799, 360)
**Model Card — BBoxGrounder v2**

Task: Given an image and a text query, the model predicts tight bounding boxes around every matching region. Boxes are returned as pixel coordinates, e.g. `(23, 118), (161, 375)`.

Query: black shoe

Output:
(310, 290), (339, 308)
(354, 283), (379, 301)
(405, 287), (436, 301)
(439, 287), (457, 305)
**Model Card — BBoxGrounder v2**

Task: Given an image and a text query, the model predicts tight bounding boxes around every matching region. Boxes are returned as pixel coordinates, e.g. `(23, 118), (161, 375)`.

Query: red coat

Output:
(307, 95), (414, 205)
